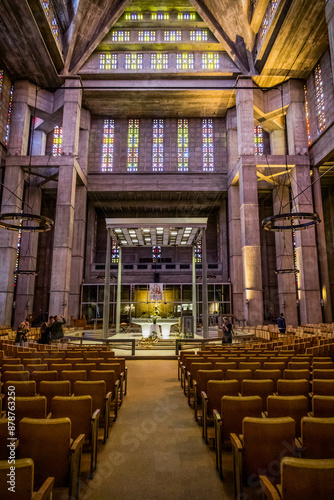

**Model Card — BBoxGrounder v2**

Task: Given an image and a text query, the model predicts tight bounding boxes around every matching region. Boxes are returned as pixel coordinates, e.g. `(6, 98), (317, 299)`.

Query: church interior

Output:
(0, 0), (334, 498)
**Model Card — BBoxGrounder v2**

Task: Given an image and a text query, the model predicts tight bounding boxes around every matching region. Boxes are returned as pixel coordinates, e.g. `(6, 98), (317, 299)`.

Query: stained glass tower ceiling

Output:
(106, 218), (207, 247)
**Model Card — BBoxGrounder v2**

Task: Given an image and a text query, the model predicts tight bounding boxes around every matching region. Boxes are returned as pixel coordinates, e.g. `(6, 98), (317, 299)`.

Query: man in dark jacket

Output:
(50, 315), (66, 341)
(277, 313), (286, 334)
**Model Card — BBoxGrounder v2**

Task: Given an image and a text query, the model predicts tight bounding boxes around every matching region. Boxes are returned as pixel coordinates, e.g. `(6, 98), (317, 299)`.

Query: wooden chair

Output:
(311, 395), (334, 417)
(232, 417), (295, 499)
(214, 361), (237, 377)
(214, 395), (262, 477)
(18, 417), (84, 499)
(49, 363), (72, 378)
(201, 379), (239, 444)
(177, 351), (195, 380)
(25, 364), (48, 375)
(60, 370), (87, 392)
(239, 362), (262, 374)
(241, 379), (274, 412)
(266, 395), (309, 437)
(83, 350), (99, 360)
(225, 369), (252, 391)
(193, 369), (224, 422)
(74, 381), (111, 443)
(51, 395), (100, 475)
(259, 457), (334, 500)
(312, 369), (334, 380)
(2, 370), (29, 383)
(98, 363), (124, 402)
(181, 356), (204, 391)
(263, 362), (286, 374)
(186, 362), (213, 406)
(254, 369), (281, 391)
(312, 361), (334, 370)
(14, 396), (48, 422)
(311, 378), (334, 396)
(0, 458), (54, 500)
(297, 416), (334, 459)
(276, 379), (310, 398)
(2, 363), (24, 372)
(284, 369), (311, 381)
(39, 380), (72, 413)
(287, 362), (311, 370)
(31, 371), (58, 392)
(90, 370), (119, 421)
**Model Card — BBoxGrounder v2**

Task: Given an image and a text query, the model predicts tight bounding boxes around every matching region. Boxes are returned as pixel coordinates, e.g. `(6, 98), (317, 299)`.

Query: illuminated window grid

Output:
(52, 126), (62, 156)
(51, 17), (59, 38)
(125, 53), (143, 70)
(150, 54), (168, 70)
(0, 70), (3, 96)
(127, 119), (139, 172)
(177, 13), (196, 20)
(176, 53), (194, 70)
(5, 85), (13, 147)
(194, 240), (202, 263)
(125, 13), (143, 20)
(177, 119), (189, 172)
(99, 53), (117, 70)
(14, 223), (22, 286)
(254, 125), (264, 155)
(112, 240), (119, 263)
(190, 30), (208, 42)
(152, 119), (164, 172)
(260, 14), (269, 41)
(138, 31), (156, 42)
(260, 0), (279, 41)
(304, 85), (311, 146)
(202, 119), (214, 172)
(164, 31), (181, 42)
(152, 245), (162, 263)
(270, 0), (279, 17)
(42, 0), (49, 15)
(314, 64), (326, 132)
(152, 13), (169, 20)
(102, 119), (114, 172)
(111, 31), (130, 42)
(202, 53), (219, 70)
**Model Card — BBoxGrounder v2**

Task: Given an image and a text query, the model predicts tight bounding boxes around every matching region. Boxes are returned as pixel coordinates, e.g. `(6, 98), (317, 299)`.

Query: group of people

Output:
(15, 315), (66, 345)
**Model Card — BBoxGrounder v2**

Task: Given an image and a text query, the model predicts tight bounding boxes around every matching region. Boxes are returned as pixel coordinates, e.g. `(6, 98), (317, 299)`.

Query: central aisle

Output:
(84, 360), (231, 500)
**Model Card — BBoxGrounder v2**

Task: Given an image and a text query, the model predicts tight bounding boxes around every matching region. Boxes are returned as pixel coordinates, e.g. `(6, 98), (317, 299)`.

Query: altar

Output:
(132, 318), (178, 339)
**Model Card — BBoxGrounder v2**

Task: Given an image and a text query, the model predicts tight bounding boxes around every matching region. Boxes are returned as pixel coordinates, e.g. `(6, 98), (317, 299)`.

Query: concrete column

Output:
(7, 81), (31, 156)
(236, 77), (255, 156)
(69, 185), (87, 321)
(270, 130), (285, 156)
(103, 229), (111, 339)
(286, 80), (309, 156)
(326, 0), (334, 87)
(239, 163), (263, 325)
(192, 246), (197, 332)
(202, 228), (209, 338)
(290, 164), (322, 324)
(313, 166), (332, 322)
(116, 247), (122, 334)
(62, 78), (82, 156)
(14, 186), (42, 327)
(218, 200), (229, 281)
(273, 185), (298, 327)
(228, 185), (244, 322)
(85, 202), (97, 281)
(78, 108), (91, 174)
(31, 131), (46, 156)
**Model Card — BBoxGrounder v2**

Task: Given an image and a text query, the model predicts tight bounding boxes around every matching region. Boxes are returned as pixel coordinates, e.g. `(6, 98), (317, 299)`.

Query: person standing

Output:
(222, 316), (233, 344)
(50, 315), (66, 341)
(15, 321), (28, 345)
(277, 313), (286, 334)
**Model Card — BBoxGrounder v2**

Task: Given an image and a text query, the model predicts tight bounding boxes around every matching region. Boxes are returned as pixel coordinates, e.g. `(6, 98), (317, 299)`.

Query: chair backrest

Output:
(312, 395), (334, 417)
(226, 357), (247, 368)
(288, 362), (311, 370)
(189, 362), (213, 381)
(51, 396), (93, 440)
(312, 362), (334, 370)
(301, 417), (334, 459)
(22, 358), (41, 365)
(277, 379), (310, 397)
(284, 369), (311, 381)
(99, 362), (122, 380)
(18, 417), (72, 488)
(49, 363), (72, 376)
(241, 379), (274, 412)
(312, 379), (334, 396)
(280, 457), (334, 500)
(83, 350), (99, 360)
(39, 380), (71, 413)
(1, 358), (21, 366)
(99, 351), (116, 360)
(239, 362), (262, 373)
(313, 369), (334, 380)
(206, 380), (239, 416)
(0, 458), (39, 500)
(226, 369), (252, 390)
(15, 396), (47, 422)
(214, 362), (237, 377)
(242, 417), (295, 482)
(2, 371), (29, 382)
(65, 351), (83, 358)
(253, 369), (281, 390)
(73, 380), (106, 415)
(221, 395), (262, 443)
(60, 370), (87, 392)
(196, 369), (224, 394)
(66, 358), (84, 366)
(267, 395), (309, 436)
(3, 380), (36, 398)
(44, 358), (63, 368)
(25, 363), (48, 374)
(0, 419), (10, 460)
(90, 370), (116, 396)
(2, 363), (24, 372)
(31, 370), (58, 391)
(113, 358), (126, 373)
(263, 361), (286, 373)
(183, 356), (204, 371)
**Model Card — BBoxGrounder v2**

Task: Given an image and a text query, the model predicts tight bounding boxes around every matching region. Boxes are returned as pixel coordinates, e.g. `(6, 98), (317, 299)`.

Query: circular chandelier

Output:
(14, 270), (39, 276)
(0, 213), (54, 232)
(274, 268), (299, 275)
(262, 212), (320, 232)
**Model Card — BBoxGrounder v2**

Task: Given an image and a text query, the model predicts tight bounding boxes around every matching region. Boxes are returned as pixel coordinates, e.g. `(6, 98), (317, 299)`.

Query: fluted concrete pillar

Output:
(326, 0), (334, 87)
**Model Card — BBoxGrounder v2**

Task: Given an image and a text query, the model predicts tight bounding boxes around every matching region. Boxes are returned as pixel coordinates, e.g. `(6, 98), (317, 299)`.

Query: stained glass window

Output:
(150, 54), (168, 70)
(176, 53), (194, 70)
(304, 85), (311, 145)
(102, 119), (114, 172)
(152, 246), (162, 262)
(111, 31), (130, 42)
(127, 119), (139, 172)
(52, 126), (62, 156)
(125, 13), (143, 20)
(112, 240), (119, 263)
(99, 54), (118, 70)
(254, 125), (264, 155)
(314, 64), (326, 132)
(190, 30), (208, 41)
(260, 0), (280, 41)
(194, 240), (202, 263)
(164, 31), (181, 42)
(125, 54), (143, 70)
(178, 119), (189, 172)
(152, 12), (169, 20)
(138, 31), (156, 42)
(203, 119), (214, 172)
(0, 70), (3, 97)
(178, 13), (196, 20)
(5, 85), (13, 147)
(152, 119), (164, 172)
(42, 0), (49, 15)
(202, 53), (219, 70)
(51, 17), (59, 38)
(14, 220), (22, 287)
